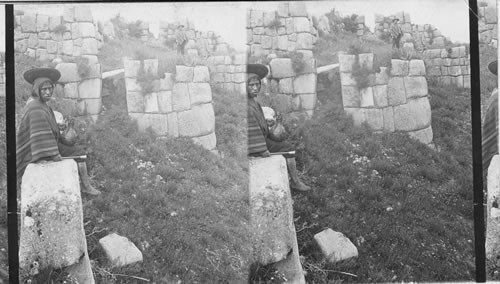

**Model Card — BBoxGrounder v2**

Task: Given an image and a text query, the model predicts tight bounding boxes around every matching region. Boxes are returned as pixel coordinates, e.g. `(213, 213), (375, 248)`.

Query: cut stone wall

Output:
(423, 46), (471, 88)
(478, 3), (498, 48)
(20, 160), (94, 283)
(249, 155), (305, 283)
(0, 60), (4, 97)
(247, 2), (318, 57)
(206, 53), (247, 95)
(487, 155), (500, 266)
(339, 53), (433, 145)
(123, 58), (216, 150)
(14, 5), (101, 64)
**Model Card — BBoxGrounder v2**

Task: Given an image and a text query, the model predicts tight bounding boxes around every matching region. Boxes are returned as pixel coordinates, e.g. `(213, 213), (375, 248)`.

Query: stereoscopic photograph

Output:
(0, 0), (487, 283)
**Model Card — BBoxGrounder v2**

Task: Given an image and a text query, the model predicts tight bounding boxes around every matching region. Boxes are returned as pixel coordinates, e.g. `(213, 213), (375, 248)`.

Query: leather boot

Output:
(286, 158), (311, 192)
(77, 162), (101, 195)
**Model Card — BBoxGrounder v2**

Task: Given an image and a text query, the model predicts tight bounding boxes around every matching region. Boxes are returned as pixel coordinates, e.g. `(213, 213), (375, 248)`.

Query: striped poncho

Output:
(248, 97), (269, 155)
(483, 88), (498, 172)
(16, 98), (60, 180)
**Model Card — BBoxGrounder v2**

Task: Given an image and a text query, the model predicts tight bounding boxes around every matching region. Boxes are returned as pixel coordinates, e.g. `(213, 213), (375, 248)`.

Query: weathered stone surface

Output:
(21, 13), (37, 32)
(143, 59), (158, 75)
(391, 60), (409, 76)
(277, 3), (289, 17)
(340, 73), (356, 86)
(294, 17), (310, 33)
(126, 91), (144, 113)
(344, 108), (365, 126)
(373, 85), (388, 107)
(99, 233), (143, 267)
(382, 107), (395, 132)
(177, 103), (215, 137)
(36, 49), (49, 61)
(36, 14), (49, 32)
(279, 78), (294, 93)
(157, 91), (173, 113)
(56, 63), (79, 83)
(387, 77), (406, 105)
(167, 112), (179, 137)
(300, 94), (316, 110)
(191, 132), (217, 150)
(20, 160), (88, 272)
(487, 156), (500, 262)
(314, 229), (358, 263)
(393, 97), (431, 131)
(408, 126), (433, 144)
(74, 5), (93, 22)
(62, 40), (73, 56)
(249, 9), (264, 28)
(288, 1), (308, 17)
(404, 76), (428, 99)
(85, 98), (102, 115)
(270, 58), (293, 78)
(176, 66), (194, 82)
(125, 78), (142, 93)
(358, 53), (374, 71)
(78, 78), (101, 99)
(296, 33), (313, 49)
(144, 92), (159, 113)
(409, 60), (425, 76)
(189, 83), (212, 105)
(360, 87), (374, 107)
(339, 54), (356, 73)
(81, 38), (98, 55)
(342, 86), (361, 107)
(193, 66), (210, 82)
(172, 83), (191, 111)
(71, 22), (95, 39)
(63, 82), (79, 99)
(485, 6), (497, 24)
(293, 73), (316, 94)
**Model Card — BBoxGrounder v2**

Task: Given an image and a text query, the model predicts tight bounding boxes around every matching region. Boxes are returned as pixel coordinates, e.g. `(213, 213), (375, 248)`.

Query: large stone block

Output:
(393, 97), (431, 131)
(360, 87), (374, 107)
(71, 22), (95, 39)
(373, 85), (388, 107)
(339, 54), (356, 73)
(387, 77), (406, 105)
(157, 91), (173, 113)
(364, 108), (384, 131)
(189, 82), (212, 105)
(391, 60), (409, 76)
(78, 79), (101, 99)
(27, 33), (38, 49)
(296, 33), (314, 49)
(177, 103), (215, 137)
(233, 73), (247, 83)
(261, 35), (273, 49)
(144, 92), (159, 113)
(288, 1), (308, 17)
(341, 86), (361, 107)
(176, 65), (194, 82)
(409, 60), (426, 76)
(63, 82), (79, 99)
(293, 73), (316, 94)
(382, 107), (395, 132)
(20, 160), (92, 280)
(74, 5), (93, 22)
(36, 49), (49, 61)
(404, 76), (428, 99)
(62, 40), (74, 56)
(125, 78), (141, 93)
(99, 233), (143, 267)
(126, 91), (144, 113)
(85, 98), (102, 115)
(340, 73), (356, 86)
(21, 14), (37, 32)
(172, 83), (191, 111)
(300, 94), (316, 110)
(47, 40), (58, 54)
(270, 58), (293, 78)
(193, 66), (210, 82)
(48, 16), (62, 31)
(191, 132), (217, 150)
(81, 38), (98, 55)
(56, 63), (80, 83)
(485, 6), (497, 24)
(15, 39), (28, 53)
(344, 107), (365, 126)
(408, 126), (433, 145)
(277, 3), (289, 17)
(294, 17), (311, 33)
(358, 53), (374, 71)
(250, 9), (264, 28)
(167, 112), (179, 137)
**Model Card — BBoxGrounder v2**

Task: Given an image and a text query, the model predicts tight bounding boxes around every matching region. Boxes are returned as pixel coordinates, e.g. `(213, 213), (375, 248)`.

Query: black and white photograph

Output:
(0, 0), (491, 283)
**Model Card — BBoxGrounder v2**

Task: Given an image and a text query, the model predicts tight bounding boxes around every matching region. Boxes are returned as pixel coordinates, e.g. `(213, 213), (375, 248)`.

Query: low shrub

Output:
(76, 57), (91, 78)
(127, 20), (143, 39)
(342, 14), (359, 34)
(287, 51), (306, 73)
(267, 17), (281, 30)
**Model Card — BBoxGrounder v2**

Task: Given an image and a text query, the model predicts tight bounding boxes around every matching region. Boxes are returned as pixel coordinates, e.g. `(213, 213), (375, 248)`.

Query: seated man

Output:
(247, 63), (311, 192)
(16, 67), (101, 195)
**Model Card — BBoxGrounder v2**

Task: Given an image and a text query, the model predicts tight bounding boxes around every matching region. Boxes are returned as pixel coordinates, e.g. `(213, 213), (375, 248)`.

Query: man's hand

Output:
(261, 150), (271, 157)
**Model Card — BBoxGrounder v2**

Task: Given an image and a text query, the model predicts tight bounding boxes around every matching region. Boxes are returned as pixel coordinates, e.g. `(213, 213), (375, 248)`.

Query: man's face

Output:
(39, 82), (54, 103)
(247, 78), (261, 98)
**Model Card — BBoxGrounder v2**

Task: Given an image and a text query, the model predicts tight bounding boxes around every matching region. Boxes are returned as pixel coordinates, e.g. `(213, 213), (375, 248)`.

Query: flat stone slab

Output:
(99, 233), (143, 267)
(314, 228), (358, 263)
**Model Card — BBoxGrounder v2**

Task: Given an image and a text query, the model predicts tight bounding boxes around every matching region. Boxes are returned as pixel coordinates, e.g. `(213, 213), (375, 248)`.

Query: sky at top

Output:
(5, 0), (473, 52)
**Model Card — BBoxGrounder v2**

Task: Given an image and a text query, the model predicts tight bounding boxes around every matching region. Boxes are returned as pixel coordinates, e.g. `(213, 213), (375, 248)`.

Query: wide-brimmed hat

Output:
(23, 68), (61, 84)
(488, 60), (497, 75)
(247, 64), (269, 79)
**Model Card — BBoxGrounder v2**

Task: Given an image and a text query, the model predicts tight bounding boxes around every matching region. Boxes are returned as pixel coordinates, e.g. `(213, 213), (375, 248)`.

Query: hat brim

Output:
(488, 60), (497, 75)
(247, 64), (269, 79)
(23, 68), (61, 84)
